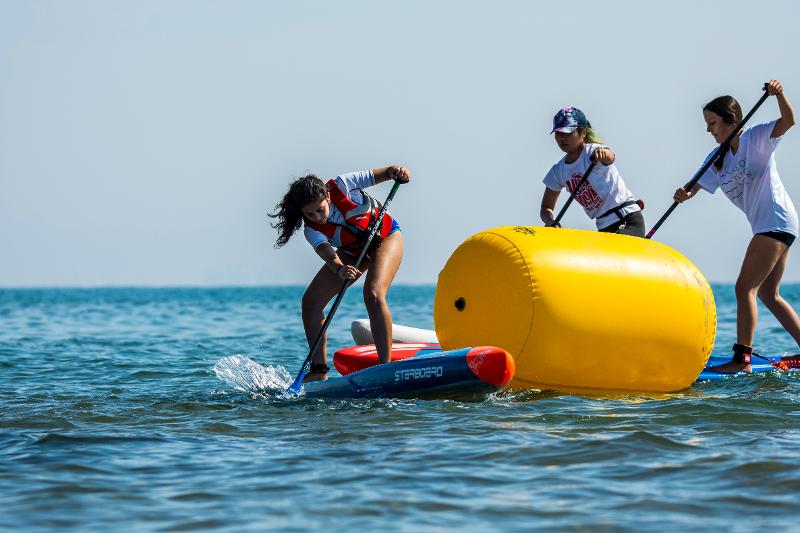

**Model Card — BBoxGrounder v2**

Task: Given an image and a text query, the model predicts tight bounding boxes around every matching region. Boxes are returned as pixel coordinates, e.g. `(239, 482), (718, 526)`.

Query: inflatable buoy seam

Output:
(483, 229), (536, 361)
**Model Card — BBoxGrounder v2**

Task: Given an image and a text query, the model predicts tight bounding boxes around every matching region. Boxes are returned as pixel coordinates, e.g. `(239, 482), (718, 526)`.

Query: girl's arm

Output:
(373, 166), (411, 184)
(767, 80), (795, 139)
(673, 183), (703, 203)
(314, 243), (360, 280)
(540, 188), (561, 227)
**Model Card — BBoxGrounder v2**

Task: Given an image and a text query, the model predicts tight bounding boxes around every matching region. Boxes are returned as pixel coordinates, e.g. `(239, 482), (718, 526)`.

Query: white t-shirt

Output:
(543, 143), (639, 229)
(303, 170), (375, 249)
(696, 120), (798, 236)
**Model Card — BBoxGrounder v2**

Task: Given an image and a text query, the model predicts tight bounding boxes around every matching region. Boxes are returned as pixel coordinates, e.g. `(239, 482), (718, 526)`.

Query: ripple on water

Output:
(2, 286), (800, 531)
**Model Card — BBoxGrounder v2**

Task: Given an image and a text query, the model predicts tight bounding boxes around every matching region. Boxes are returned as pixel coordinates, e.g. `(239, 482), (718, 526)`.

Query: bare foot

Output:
(303, 371), (328, 383)
(706, 360), (752, 374)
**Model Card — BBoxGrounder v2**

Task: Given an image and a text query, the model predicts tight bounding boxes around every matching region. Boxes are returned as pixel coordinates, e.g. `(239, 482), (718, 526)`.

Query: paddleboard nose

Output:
(466, 347), (515, 387)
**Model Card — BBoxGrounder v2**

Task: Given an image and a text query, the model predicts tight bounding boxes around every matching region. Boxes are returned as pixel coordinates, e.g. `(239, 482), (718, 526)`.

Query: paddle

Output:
(285, 179), (403, 396)
(552, 160), (598, 227)
(645, 84), (770, 239)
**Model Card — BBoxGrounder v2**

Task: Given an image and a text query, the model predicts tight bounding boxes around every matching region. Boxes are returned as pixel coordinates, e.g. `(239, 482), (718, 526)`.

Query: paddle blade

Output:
(284, 372), (306, 397)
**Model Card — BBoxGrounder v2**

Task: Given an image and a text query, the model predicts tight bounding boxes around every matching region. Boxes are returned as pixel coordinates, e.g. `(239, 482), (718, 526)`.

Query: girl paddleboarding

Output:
(540, 107), (645, 237)
(674, 80), (800, 373)
(270, 166), (410, 382)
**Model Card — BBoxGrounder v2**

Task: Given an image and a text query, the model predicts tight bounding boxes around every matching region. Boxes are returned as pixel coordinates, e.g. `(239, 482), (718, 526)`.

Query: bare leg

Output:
(753, 246), (800, 363)
(363, 232), (404, 364)
(759, 247), (800, 344)
(301, 259), (361, 381)
(709, 235), (788, 373)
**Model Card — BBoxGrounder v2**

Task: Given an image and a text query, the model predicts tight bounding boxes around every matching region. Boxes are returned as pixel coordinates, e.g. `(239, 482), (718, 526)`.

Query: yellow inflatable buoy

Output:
(433, 226), (716, 393)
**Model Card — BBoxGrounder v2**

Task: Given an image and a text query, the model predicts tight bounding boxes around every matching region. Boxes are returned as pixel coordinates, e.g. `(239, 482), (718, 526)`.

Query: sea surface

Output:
(2, 285), (800, 532)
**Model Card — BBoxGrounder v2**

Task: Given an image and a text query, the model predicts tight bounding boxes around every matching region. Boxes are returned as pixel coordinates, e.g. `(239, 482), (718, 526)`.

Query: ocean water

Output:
(2, 285), (800, 532)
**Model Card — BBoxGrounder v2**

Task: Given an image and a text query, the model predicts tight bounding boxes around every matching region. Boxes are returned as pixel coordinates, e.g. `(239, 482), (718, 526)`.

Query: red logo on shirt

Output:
(566, 173), (602, 209)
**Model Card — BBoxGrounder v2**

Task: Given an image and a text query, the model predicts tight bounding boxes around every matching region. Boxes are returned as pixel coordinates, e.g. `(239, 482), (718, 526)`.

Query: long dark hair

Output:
(269, 174), (327, 248)
(704, 95), (743, 170)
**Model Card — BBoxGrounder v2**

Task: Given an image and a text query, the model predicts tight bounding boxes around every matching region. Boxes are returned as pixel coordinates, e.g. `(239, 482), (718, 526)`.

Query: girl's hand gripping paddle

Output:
(646, 84), (770, 239)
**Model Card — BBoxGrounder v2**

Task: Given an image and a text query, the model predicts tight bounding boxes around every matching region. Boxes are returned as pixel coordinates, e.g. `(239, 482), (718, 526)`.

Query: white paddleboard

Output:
(350, 319), (439, 345)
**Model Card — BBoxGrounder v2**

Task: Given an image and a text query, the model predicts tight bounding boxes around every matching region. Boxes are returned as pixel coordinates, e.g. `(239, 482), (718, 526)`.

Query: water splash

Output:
(213, 355), (291, 392)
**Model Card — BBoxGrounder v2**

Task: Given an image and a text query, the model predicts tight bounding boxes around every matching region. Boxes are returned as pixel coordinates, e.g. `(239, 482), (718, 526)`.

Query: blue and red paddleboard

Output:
(302, 344), (515, 399)
(695, 354), (800, 382)
(333, 342), (442, 375)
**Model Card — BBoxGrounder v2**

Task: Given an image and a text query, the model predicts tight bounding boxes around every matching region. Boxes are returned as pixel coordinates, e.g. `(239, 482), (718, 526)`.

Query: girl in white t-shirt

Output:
(674, 80), (800, 373)
(540, 107), (645, 237)
(270, 166), (409, 382)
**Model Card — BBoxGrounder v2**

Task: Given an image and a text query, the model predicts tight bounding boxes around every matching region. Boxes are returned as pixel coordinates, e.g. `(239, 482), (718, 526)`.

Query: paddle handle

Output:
(646, 86), (770, 239)
(552, 161), (597, 227)
(288, 180), (403, 392)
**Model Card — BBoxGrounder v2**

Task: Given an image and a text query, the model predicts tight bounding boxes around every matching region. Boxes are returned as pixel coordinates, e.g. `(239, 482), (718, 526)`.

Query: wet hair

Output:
(703, 96), (743, 170)
(268, 174), (328, 248)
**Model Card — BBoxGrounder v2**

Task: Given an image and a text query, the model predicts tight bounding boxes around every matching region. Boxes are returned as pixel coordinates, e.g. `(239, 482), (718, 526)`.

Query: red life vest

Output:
(305, 179), (394, 249)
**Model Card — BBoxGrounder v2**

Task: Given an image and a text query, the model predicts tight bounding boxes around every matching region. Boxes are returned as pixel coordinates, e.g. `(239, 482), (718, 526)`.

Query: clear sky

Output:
(1, 0), (799, 286)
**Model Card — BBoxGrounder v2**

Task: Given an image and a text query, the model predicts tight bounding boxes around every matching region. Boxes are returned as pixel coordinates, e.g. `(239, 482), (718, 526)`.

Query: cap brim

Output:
(551, 126), (577, 134)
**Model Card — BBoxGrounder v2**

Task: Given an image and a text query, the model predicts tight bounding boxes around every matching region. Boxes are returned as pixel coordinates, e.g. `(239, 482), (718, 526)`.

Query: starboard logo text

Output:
(394, 366), (444, 382)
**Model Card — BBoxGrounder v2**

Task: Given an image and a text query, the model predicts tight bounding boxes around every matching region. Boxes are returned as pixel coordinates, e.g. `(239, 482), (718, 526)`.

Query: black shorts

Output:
(757, 230), (796, 247)
(598, 210), (646, 238)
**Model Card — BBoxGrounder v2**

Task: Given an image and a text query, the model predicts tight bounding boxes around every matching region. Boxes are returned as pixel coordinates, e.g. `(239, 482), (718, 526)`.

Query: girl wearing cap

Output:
(270, 166), (410, 382)
(540, 107), (645, 237)
(673, 80), (800, 373)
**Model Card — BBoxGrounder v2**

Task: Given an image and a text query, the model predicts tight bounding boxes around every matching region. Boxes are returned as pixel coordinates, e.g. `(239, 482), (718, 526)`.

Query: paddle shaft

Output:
(552, 160), (597, 226)
(646, 87), (770, 239)
(288, 180), (402, 391)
